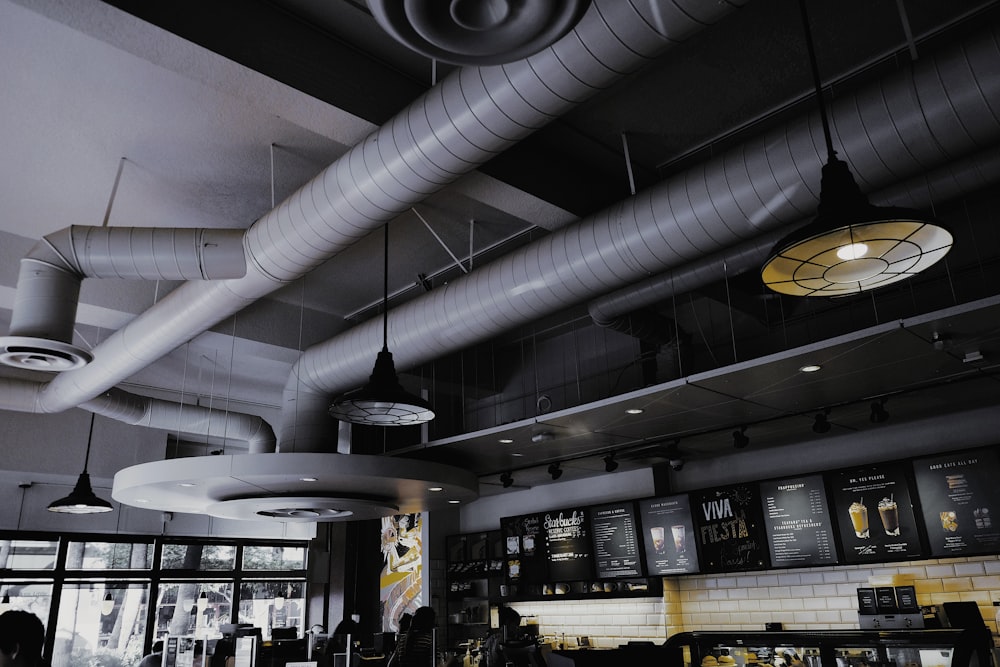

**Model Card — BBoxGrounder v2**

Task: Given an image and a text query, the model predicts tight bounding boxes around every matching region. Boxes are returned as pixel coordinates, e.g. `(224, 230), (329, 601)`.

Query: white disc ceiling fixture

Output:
(367, 0), (592, 66)
(761, 0), (952, 297)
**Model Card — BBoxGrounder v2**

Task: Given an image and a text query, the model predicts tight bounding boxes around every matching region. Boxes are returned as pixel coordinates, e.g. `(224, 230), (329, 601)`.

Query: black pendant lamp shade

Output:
(48, 413), (114, 514)
(329, 223), (435, 426)
(761, 0), (951, 297)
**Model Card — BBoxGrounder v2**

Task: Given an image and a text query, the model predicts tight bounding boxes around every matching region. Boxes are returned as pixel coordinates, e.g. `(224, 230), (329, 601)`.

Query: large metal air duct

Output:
(8, 1), (747, 423)
(281, 22), (1000, 450)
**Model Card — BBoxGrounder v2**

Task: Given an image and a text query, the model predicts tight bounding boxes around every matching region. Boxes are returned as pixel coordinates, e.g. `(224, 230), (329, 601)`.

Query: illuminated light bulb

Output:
(836, 242), (869, 261)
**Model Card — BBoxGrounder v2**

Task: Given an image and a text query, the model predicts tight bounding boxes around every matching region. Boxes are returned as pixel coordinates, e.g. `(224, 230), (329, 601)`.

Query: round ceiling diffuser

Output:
(368, 0), (592, 66)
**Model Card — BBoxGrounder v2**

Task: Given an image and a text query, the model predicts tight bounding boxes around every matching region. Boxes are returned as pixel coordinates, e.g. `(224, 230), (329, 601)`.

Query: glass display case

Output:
(661, 630), (986, 667)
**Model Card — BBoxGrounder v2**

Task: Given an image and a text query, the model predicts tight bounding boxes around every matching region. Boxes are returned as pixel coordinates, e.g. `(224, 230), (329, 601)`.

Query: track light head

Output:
(669, 458), (684, 472)
(500, 471), (514, 488)
(732, 426), (750, 449)
(870, 399), (890, 423)
(603, 453), (619, 473)
(812, 409), (831, 434)
(547, 462), (563, 480)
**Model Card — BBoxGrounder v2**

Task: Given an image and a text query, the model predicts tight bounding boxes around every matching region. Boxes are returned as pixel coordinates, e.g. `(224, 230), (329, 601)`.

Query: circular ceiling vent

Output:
(210, 495), (400, 522)
(368, 0), (592, 66)
(0, 336), (93, 371)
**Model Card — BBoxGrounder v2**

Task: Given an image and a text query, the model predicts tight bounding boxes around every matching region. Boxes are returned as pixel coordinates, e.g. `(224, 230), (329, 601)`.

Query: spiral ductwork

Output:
(588, 144), (1000, 328)
(22, 0), (746, 419)
(280, 22), (1000, 450)
(0, 226), (246, 371)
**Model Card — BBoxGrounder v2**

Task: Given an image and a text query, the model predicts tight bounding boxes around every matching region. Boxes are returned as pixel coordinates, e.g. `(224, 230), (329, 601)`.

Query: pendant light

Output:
(761, 0), (952, 297)
(329, 223), (435, 425)
(102, 591), (115, 616)
(47, 412), (114, 514)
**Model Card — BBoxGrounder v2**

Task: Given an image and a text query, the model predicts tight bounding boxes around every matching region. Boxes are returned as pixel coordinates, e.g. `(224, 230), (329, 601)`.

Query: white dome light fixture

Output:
(330, 223), (435, 426)
(761, 0), (951, 297)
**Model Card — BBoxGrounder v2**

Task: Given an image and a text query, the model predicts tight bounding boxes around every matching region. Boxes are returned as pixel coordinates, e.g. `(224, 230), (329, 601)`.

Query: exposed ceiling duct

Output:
(280, 21), (1000, 451)
(2, 1), (996, 522)
(587, 145), (1000, 328)
(95, 0), (746, 520)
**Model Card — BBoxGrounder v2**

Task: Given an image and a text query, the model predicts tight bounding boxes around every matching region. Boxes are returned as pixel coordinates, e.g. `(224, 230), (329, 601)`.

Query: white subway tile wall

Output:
(500, 555), (1000, 647)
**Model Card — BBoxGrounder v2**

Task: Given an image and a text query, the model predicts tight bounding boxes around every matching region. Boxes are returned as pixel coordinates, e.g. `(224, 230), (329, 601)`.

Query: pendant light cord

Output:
(798, 0), (836, 162)
(83, 412), (96, 473)
(382, 223), (389, 353)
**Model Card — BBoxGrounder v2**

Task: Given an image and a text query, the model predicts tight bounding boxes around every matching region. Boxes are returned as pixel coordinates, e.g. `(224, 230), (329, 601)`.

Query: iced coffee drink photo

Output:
(878, 498), (900, 536)
(849, 500), (869, 539)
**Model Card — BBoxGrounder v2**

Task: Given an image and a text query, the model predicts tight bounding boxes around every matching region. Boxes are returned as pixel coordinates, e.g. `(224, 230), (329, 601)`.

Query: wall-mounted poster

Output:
(691, 483), (768, 573)
(637, 494), (699, 575)
(590, 502), (644, 579)
(380, 513), (423, 631)
(759, 474), (837, 567)
(828, 463), (924, 564)
(913, 447), (1000, 557)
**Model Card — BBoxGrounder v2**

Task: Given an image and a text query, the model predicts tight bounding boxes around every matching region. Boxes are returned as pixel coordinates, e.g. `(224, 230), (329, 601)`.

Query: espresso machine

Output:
(857, 585), (924, 630)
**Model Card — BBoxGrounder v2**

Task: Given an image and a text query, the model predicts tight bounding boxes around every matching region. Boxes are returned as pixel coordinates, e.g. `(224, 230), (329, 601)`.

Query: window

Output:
(0, 533), (308, 661)
(154, 582), (233, 641)
(0, 539), (59, 570)
(238, 580), (306, 639)
(65, 541), (154, 570)
(161, 543), (236, 570)
(243, 545), (306, 571)
(52, 582), (149, 667)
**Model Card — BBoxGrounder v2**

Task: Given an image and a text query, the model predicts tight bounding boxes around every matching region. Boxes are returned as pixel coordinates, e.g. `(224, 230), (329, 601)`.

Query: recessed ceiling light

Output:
(448, 499), (461, 504)
(799, 364), (822, 373)
(625, 408), (644, 415)
(499, 438), (514, 444)
(300, 477), (318, 482)
(428, 487), (443, 492)
(512, 452), (524, 457)
(178, 483), (197, 487)
(136, 498), (149, 504)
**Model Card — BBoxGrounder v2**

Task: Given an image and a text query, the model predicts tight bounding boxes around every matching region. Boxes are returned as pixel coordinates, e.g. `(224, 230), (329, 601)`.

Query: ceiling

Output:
(1, 0), (999, 506)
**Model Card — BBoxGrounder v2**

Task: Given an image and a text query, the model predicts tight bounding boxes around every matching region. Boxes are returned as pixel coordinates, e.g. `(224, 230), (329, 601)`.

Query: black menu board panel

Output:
(828, 462), (924, 564)
(691, 483), (769, 573)
(501, 506), (594, 586)
(638, 494), (699, 575)
(913, 447), (1000, 557)
(501, 513), (546, 586)
(590, 501), (644, 579)
(543, 507), (594, 582)
(759, 474), (838, 567)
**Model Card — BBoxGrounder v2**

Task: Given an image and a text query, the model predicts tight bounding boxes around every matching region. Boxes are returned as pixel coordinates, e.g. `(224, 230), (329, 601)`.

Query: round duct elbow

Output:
(367, 0), (592, 65)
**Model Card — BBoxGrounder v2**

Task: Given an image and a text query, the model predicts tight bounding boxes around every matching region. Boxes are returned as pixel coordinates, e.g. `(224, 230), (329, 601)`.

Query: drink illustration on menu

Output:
(830, 464), (923, 564)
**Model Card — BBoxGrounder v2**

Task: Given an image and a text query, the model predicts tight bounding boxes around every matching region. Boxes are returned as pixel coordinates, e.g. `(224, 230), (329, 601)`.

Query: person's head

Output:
(0, 611), (45, 666)
(397, 612), (413, 634)
(409, 606), (435, 633)
(498, 606), (521, 631)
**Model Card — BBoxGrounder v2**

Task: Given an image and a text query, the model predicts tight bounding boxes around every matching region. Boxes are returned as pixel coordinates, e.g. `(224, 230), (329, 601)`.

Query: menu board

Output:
(590, 502), (643, 579)
(691, 483), (769, 573)
(913, 447), (1000, 557)
(543, 507), (593, 582)
(501, 506), (593, 586)
(759, 474), (837, 567)
(828, 462), (923, 564)
(638, 494), (699, 575)
(501, 513), (546, 586)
